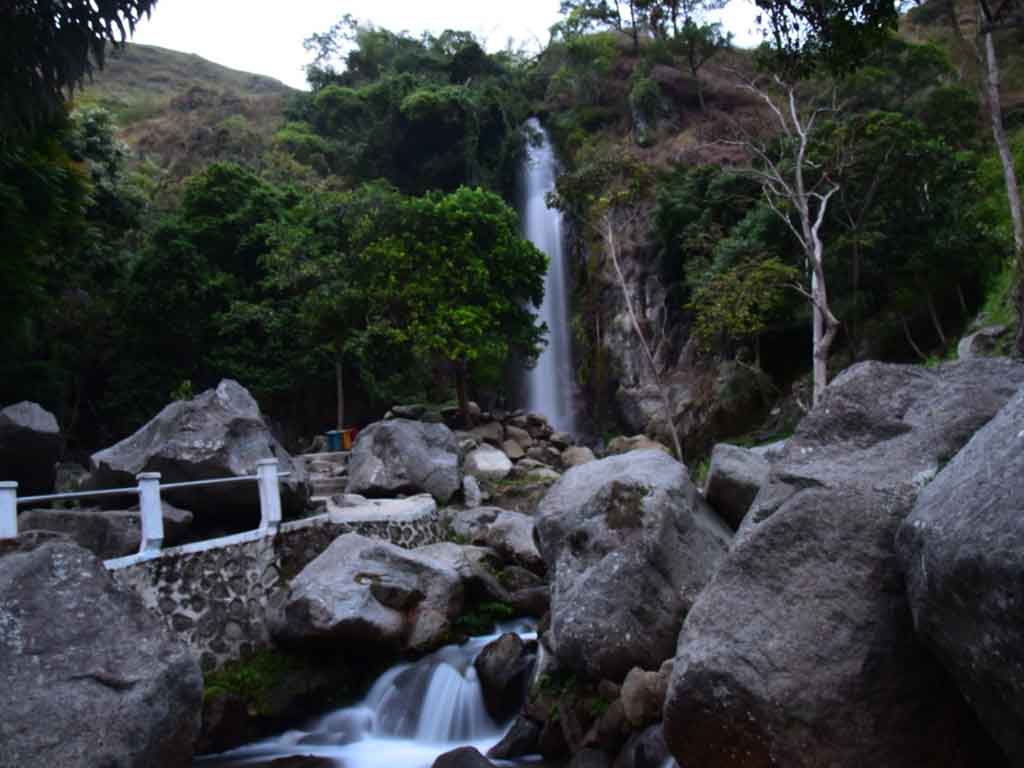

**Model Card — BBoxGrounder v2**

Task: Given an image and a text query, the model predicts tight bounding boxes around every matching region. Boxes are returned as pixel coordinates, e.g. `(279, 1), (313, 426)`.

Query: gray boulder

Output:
(0, 401), (62, 495)
(464, 444), (513, 483)
(702, 443), (769, 529)
(90, 380), (308, 519)
(18, 501), (193, 558)
(474, 632), (537, 722)
(448, 507), (544, 574)
(0, 534), (202, 767)
(537, 450), (731, 682)
(664, 360), (1024, 768)
(272, 533), (463, 653)
(896, 384), (1024, 764)
(487, 715), (540, 759)
(346, 419), (461, 504)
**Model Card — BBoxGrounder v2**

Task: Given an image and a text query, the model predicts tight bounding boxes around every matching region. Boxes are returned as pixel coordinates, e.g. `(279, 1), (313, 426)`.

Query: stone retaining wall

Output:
(108, 496), (445, 670)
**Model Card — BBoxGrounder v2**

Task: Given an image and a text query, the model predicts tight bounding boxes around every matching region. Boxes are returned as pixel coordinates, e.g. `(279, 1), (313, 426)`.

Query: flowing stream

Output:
(196, 623), (537, 768)
(521, 118), (576, 434)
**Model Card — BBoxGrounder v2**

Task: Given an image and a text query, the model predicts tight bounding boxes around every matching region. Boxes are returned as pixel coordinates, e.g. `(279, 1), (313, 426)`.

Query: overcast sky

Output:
(132, 0), (762, 90)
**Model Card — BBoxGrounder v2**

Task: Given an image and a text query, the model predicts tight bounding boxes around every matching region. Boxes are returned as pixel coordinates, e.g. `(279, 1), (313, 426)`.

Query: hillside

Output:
(76, 43), (297, 178)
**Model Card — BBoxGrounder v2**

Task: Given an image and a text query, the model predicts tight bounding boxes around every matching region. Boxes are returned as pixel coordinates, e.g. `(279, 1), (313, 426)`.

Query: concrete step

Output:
(311, 477), (348, 496)
(302, 451), (350, 463)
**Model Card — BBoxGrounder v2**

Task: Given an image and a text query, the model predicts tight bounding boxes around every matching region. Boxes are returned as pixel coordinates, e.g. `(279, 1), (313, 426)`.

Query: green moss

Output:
(203, 649), (300, 717)
(453, 600), (515, 636)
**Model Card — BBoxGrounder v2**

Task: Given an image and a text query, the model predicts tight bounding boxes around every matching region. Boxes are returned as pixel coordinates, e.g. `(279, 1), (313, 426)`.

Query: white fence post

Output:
(256, 459), (282, 533)
(0, 482), (17, 540)
(137, 472), (164, 553)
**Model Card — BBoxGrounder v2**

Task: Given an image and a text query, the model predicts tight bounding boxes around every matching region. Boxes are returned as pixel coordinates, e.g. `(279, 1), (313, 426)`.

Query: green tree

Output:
(374, 187), (547, 425)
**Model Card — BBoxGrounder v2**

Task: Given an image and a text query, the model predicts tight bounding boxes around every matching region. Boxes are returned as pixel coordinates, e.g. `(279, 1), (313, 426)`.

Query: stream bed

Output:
(196, 623), (544, 768)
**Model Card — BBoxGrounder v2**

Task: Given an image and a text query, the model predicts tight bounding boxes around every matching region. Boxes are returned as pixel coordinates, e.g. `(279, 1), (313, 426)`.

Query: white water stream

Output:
(521, 118), (576, 434)
(196, 623), (536, 768)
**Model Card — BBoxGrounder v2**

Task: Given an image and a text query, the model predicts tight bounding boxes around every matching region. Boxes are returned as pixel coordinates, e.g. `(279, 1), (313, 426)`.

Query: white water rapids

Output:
(521, 118), (576, 435)
(195, 623), (536, 768)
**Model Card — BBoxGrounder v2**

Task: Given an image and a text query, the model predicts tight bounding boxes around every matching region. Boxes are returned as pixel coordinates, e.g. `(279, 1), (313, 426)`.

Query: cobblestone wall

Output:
(109, 499), (445, 670)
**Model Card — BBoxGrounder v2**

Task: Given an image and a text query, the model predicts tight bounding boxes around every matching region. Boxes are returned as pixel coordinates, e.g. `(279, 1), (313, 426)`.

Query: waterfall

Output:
(521, 118), (576, 434)
(195, 623), (536, 768)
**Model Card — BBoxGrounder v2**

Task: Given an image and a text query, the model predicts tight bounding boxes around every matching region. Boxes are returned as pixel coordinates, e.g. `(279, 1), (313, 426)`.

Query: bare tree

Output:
(727, 74), (841, 405)
(599, 203), (685, 459)
(977, 1), (1024, 354)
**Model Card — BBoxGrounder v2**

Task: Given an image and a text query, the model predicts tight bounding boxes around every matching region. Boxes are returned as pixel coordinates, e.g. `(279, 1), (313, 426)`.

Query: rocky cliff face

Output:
(583, 220), (768, 456)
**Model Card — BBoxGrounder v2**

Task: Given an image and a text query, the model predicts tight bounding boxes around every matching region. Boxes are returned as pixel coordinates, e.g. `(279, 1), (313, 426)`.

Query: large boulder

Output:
(664, 360), (1024, 768)
(702, 443), (769, 529)
(0, 401), (62, 495)
(346, 419), (461, 504)
(537, 450), (731, 682)
(271, 533), (463, 654)
(90, 380), (308, 520)
(896, 384), (1024, 763)
(0, 534), (202, 766)
(18, 501), (193, 558)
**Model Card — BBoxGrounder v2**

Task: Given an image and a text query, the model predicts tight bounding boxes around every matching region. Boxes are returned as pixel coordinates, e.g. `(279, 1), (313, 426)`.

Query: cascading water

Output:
(196, 623), (536, 768)
(521, 118), (576, 434)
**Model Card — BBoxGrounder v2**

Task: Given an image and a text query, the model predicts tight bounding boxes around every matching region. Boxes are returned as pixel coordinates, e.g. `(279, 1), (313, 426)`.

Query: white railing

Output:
(0, 459), (287, 557)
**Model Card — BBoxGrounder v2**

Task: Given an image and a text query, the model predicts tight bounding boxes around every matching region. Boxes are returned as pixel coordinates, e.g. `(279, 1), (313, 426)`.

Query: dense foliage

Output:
(1, 1), (1022, 448)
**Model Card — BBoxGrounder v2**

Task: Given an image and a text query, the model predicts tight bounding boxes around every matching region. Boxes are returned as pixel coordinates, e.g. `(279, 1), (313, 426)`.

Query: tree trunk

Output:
(902, 315), (929, 362)
(957, 283), (970, 319)
(981, 25), (1024, 354)
(334, 349), (345, 431)
(605, 216), (684, 460)
(455, 359), (474, 428)
(927, 291), (948, 346)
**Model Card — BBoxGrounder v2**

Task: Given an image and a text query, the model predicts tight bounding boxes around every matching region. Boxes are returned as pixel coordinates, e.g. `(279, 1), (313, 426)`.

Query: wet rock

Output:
(897, 383), (1024, 764)
(449, 507), (543, 573)
(197, 691), (250, 755)
(537, 450), (730, 681)
(347, 419), (461, 504)
(0, 400), (62, 495)
(486, 715), (540, 759)
(432, 746), (497, 768)
(664, 360), (1024, 768)
(90, 380), (308, 519)
(702, 443), (769, 529)
(272, 533), (463, 654)
(0, 534), (202, 766)
(474, 632), (537, 722)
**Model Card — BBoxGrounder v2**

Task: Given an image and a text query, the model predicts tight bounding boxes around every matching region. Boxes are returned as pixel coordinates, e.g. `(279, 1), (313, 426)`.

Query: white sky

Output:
(132, 0), (763, 90)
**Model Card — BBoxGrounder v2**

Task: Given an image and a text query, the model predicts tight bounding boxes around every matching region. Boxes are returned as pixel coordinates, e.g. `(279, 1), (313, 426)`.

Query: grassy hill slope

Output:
(76, 43), (298, 179)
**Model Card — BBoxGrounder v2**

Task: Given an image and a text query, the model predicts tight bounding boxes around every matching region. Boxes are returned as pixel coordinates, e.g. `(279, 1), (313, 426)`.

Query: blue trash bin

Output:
(326, 430), (341, 452)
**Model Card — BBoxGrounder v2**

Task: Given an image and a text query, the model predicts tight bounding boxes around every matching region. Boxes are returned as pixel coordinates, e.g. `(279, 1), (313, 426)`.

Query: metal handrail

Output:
(0, 459), (288, 556)
(15, 472), (292, 504)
